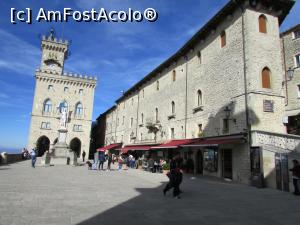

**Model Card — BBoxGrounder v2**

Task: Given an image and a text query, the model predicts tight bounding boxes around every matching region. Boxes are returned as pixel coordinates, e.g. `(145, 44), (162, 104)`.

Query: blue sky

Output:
(0, 0), (299, 151)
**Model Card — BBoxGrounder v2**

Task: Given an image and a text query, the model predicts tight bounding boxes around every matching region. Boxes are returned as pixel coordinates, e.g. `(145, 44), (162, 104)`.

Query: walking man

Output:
(290, 159), (300, 195)
(107, 152), (112, 170)
(98, 152), (105, 170)
(163, 167), (183, 199)
(82, 150), (86, 162)
(30, 148), (37, 168)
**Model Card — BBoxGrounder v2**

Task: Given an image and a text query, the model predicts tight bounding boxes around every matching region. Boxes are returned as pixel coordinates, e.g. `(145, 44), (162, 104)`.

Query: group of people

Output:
(21, 147), (37, 168)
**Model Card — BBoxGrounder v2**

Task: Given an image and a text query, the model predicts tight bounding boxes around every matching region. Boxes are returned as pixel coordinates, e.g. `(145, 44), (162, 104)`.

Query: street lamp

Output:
(287, 67), (295, 81)
(224, 106), (231, 118)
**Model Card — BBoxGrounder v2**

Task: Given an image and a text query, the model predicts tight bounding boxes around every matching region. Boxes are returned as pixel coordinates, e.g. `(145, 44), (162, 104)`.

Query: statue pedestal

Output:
(41, 128), (77, 166)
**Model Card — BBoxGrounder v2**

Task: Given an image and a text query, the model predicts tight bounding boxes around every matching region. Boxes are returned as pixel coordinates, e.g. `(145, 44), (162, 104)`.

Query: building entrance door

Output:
(275, 153), (289, 192)
(222, 149), (232, 179)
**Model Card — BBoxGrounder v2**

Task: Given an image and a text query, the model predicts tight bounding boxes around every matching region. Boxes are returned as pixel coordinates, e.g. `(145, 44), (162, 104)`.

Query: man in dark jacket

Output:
(290, 159), (300, 195)
(82, 151), (86, 162)
(163, 168), (183, 199)
(98, 152), (106, 170)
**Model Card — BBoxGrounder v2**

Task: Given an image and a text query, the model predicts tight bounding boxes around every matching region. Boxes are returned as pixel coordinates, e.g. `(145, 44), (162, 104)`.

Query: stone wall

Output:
(0, 152), (23, 164)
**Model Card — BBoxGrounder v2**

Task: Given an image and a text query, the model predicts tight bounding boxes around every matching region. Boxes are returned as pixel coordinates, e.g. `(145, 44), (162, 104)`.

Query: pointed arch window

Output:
(155, 108), (159, 123)
(197, 51), (201, 64)
(262, 67), (271, 89)
(221, 31), (226, 48)
(172, 70), (176, 82)
(75, 102), (83, 116)
(171, 101), (175, 114)
(259, 15), (267, 33)
(43, 99), (52, 113)
(58, 101), (68, 113)
(197, 90), (203, 106)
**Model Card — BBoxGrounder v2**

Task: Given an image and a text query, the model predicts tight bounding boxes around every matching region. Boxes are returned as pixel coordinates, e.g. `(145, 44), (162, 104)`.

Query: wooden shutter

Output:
(262, 68), (271, 89)
(221, 31), (226, 48)
(259, 15), (267, 33)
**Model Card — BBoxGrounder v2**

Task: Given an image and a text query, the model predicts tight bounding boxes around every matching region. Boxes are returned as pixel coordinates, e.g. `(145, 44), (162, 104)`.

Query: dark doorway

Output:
(196, 150), (203, 174)
(70, 138), (81, 158)
(222, 149), (232, 179)
(36, 136), (50, 157)
(275, 153), (289, 192)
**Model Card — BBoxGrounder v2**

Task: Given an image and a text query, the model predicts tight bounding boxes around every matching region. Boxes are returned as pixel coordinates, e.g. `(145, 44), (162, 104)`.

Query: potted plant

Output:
(162, 163), (170, 174)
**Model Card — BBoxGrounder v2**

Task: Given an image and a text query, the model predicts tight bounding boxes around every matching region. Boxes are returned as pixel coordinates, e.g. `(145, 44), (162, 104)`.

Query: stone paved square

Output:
(0, 161), (300, 225)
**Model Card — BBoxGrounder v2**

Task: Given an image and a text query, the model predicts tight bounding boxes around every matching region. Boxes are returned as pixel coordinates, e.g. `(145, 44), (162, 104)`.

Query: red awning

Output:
(122, 145), (157, 154)
(97, 143), (122, 152)
(151, 139), (195, 149)
(182, 136), (246, 147)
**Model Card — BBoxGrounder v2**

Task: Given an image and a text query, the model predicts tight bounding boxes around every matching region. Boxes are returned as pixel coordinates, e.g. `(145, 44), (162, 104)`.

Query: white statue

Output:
(60, 108), (68, 128)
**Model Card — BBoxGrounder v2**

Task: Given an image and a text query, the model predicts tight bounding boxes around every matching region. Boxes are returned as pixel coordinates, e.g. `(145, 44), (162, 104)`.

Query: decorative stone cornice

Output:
(35, 68), (97, 88)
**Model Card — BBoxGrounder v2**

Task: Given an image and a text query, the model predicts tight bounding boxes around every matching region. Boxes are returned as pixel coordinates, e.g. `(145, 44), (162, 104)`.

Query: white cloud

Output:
(0, 29), (40, 75)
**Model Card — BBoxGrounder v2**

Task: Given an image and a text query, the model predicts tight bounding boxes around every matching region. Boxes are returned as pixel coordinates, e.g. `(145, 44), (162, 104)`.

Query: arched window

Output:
(262, 67), (271, 89)
(171, 101), (175, 114)
(259, 15), (267, 33)
(197, 90), (203, 106)
(43, 99), (52, 113)
(197, 51), (201, 64)
(221, 31), (226, 48)
(75, 102), (83, 116)
(155, 108), (158, 123)
(58, 101), (68, 113)
(172, 70), (176, 82)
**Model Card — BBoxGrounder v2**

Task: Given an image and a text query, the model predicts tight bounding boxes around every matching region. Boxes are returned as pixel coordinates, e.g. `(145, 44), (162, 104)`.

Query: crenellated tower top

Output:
(40, 28), (69, 75)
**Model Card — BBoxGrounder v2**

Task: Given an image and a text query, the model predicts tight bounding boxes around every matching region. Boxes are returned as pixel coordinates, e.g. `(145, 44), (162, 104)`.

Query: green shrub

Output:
(162, 163), (170, 170)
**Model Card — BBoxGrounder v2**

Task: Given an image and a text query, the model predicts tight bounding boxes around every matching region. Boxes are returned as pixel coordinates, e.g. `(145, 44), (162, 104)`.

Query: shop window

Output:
(220, 31), (226, 48)
(262, 67), (271, 89)
(259, 15), (267, 33)
(203, 148), (218, 172)
(250, 147), (261, 176)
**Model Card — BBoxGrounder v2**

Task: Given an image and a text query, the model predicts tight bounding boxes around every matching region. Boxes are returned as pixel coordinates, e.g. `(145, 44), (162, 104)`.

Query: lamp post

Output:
(287, 67), (295, 81)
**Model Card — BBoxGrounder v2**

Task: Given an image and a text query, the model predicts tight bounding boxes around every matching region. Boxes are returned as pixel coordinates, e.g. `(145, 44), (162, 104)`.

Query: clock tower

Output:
(28, 28), (97, 163)
(40, 28), (69, 75)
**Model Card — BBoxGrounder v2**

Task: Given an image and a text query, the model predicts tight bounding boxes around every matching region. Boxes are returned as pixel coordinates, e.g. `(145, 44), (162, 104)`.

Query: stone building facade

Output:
(28, 30), (97, 159)
(281, 24), (300, 135)
(94, 0), (300, 192)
